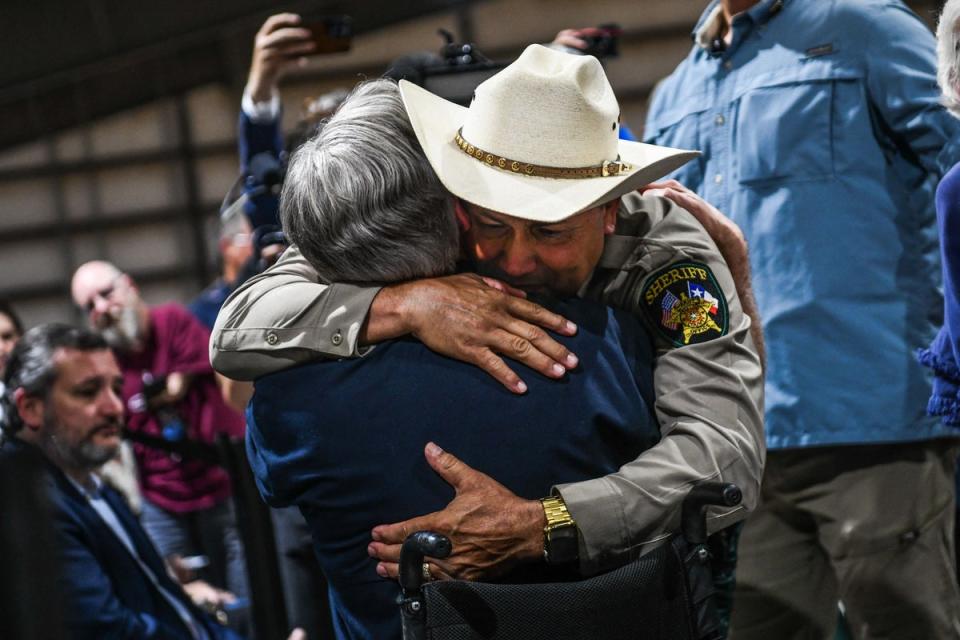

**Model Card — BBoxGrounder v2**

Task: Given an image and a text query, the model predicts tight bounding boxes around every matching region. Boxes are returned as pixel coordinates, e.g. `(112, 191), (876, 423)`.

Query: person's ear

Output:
(454, 200), (472, 232)
(602, 200), (619, 235)
(14, 388), (44, 432)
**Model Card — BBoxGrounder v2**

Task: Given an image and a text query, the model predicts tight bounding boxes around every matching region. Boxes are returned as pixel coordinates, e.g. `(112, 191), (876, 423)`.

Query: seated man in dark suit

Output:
(0, 324), (282, 640)
(246, 79), (662, 639)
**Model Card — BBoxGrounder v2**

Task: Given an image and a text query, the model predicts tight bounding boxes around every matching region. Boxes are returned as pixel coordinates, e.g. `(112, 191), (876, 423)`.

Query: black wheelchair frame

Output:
(397, 482), (742, 640)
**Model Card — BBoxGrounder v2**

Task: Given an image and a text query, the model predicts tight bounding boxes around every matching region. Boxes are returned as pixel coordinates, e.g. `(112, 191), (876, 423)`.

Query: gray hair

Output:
(938, 0), (960, 118)
(280, 79), (458, 284)
(1, 324), (109, 436)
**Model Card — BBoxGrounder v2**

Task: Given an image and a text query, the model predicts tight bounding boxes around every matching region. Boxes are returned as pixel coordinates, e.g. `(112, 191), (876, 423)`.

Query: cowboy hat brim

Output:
(399, 79), (700, 223)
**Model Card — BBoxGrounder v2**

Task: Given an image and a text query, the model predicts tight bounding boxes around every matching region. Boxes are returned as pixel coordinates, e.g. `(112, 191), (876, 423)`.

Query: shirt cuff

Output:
(554, 477), (629, 576)
(241, 87), (281, 124)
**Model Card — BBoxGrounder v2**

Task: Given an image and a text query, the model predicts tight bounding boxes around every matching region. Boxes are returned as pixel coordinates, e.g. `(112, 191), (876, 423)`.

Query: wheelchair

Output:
(397, 482), (742, 640)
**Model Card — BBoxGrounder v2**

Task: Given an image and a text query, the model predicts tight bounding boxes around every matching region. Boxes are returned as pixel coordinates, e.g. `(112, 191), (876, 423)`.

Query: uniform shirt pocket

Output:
(733, 60), (862, 185)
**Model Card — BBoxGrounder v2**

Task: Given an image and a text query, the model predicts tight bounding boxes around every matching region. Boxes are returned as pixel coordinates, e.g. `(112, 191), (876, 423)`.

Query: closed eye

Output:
(534, 226), (574, 241)
(475, 220), (509, 234)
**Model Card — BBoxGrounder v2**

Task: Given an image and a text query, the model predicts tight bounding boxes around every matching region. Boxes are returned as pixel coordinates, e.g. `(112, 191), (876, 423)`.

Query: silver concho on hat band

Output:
(453, 128), (633, 179)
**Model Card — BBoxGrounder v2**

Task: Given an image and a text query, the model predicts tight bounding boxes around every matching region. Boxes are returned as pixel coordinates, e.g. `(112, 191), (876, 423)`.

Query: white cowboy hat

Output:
(399, 44), (699, 223)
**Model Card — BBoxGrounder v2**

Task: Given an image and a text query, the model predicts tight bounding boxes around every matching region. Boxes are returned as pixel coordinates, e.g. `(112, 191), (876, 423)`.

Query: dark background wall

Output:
(0, 0), (942, 327)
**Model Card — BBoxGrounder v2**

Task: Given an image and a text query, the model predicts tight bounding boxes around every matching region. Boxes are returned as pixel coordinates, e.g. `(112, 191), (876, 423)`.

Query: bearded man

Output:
(70, 262), (248, 602)
(0, 324), (246, 639)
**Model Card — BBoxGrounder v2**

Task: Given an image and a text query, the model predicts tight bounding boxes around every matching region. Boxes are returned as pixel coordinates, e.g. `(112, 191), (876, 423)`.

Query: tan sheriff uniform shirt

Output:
(210, 193), (765, 577)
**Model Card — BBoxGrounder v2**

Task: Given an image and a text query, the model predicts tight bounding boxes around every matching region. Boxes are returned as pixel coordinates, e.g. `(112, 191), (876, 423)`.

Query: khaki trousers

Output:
(729, 441), (960, 640)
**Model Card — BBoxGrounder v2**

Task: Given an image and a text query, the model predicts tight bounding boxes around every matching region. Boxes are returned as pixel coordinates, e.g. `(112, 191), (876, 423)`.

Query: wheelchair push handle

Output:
(397, 483), (741, 589)
(681, 482), (741, 545)
(399, 531), (453, 594)
(398, 531), (453, 640)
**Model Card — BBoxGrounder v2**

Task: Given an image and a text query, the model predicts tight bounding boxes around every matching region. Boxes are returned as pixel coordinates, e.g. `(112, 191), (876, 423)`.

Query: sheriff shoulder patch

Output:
(641, 262), (728, 347)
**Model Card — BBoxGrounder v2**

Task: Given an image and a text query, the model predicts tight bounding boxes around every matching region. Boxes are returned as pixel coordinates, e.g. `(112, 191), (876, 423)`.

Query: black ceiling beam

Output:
(0, 140), (235, 183)
(0, 264), (197, 306)
(3, 39), (239, 152)
(0, 1), (471, 152)
(0, 201), (220, 245)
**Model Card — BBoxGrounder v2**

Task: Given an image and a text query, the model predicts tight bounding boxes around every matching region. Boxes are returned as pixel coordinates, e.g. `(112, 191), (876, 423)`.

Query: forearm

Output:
(360, 284), (411, 344)
(564, 198), (766, 576)
(211, 282), (379, 380)
(711, 233), (765, 369)
(210, 246), (381, 380)
(557, 324), (765, 576)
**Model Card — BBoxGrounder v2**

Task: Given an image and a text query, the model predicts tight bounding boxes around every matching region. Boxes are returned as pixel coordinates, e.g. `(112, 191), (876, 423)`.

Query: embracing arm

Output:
(369, 194), (764, 580)
(644, 181), (764, 368)
(211, 245), (578, 387)
(210, 246), (382, 380)
(368, 194), (764, 579)
(564, 193), (764, 575)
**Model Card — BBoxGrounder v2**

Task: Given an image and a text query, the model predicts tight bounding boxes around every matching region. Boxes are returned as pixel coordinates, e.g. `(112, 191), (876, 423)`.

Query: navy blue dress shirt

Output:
(247, 297), (659, 639)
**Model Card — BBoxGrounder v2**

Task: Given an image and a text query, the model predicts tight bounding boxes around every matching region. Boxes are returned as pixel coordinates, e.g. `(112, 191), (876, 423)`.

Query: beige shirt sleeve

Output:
(210, 246), (381, 380)
(558, 193), (765, 576)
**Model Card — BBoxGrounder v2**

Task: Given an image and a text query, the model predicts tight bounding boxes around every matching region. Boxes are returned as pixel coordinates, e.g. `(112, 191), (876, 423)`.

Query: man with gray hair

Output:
(0, 324), (246, 639)
(246, 77), (666, 639)
(281, 80), (459, 284)
(71, 262), (249, 604)
(239, 41), (762, 591)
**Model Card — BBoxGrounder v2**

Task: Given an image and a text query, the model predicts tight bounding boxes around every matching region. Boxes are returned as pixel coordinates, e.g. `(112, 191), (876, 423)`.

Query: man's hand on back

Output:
(364, 273), (579, 394)
(643, 180), (746, 254)
(368, 443), (546, 582)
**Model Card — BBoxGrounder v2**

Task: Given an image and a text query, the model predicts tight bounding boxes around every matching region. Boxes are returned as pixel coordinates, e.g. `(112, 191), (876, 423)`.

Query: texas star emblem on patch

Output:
(641, 262), (729, 346)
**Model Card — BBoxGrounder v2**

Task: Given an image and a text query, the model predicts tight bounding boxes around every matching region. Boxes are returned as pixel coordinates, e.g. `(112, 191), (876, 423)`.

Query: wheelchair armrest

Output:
(681, 483), (741, 546)
(399, 531), (453, 595)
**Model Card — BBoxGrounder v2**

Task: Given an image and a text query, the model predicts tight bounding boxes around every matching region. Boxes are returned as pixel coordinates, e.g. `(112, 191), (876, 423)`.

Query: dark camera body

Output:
(581, 24), (622, 59)
(301, 15), (352, 55)
(400, 29), (504, 106)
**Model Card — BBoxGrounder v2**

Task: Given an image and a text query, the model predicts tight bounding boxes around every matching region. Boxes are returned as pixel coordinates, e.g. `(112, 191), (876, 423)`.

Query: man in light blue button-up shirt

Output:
(643, 0), (960, 637)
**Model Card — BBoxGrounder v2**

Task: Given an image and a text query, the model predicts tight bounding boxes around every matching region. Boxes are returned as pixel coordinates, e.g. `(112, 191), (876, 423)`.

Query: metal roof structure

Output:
(0, 0), (470, 150)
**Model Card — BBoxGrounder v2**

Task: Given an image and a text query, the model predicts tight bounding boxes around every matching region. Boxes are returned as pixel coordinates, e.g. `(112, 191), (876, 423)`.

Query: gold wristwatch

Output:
(540, 494), (579, 565)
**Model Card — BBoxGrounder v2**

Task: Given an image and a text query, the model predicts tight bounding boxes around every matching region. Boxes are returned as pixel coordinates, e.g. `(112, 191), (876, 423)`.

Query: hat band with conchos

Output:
(453, 129), (634, 179)
(399, 44), (699, 223)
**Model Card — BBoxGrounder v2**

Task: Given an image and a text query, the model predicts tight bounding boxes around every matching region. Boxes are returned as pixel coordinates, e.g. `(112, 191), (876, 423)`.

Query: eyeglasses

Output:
(81, 274), (125, 314)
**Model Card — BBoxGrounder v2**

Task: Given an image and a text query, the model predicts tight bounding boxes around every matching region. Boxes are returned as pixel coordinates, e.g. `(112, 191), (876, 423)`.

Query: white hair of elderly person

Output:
(938, 0), (960, 117)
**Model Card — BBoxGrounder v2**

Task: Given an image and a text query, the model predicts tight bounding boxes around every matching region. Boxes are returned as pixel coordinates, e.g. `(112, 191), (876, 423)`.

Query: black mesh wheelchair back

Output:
(398, 483), (740, 640)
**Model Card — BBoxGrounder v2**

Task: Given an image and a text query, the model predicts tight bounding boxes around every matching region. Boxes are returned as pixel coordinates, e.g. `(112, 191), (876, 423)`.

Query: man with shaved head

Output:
(71, 261), (249, 604)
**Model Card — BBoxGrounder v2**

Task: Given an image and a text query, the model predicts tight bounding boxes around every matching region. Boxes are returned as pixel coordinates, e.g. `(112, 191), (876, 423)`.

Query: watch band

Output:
(541, 494), (579, 564)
